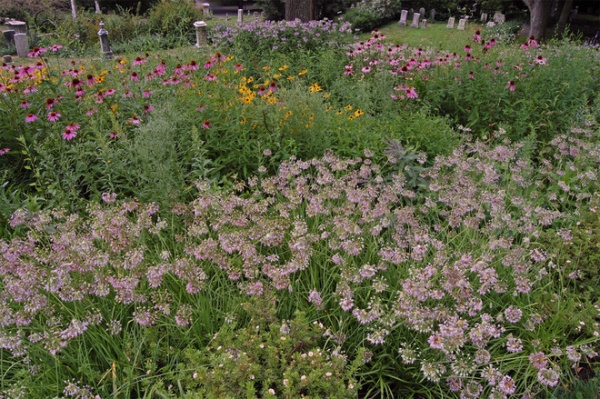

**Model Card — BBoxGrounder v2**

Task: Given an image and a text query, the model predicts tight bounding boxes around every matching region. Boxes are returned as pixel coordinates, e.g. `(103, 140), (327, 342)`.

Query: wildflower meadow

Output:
(0, 8), (599, 399)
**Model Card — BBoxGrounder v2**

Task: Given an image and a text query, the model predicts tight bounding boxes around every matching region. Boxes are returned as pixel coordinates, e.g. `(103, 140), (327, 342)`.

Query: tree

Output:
(285, 0), (315, 21)
(521, 0), (552, 39)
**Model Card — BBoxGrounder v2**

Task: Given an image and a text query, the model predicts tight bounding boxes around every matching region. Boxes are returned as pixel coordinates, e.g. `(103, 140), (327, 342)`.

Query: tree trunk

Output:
(285, 0), (315, 22)
(555, 0), (573, 36)
(521, 0), (552, 40)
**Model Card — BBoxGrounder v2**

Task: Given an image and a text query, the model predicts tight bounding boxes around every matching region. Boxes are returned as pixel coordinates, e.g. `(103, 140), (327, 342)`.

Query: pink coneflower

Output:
(86, 108), (98, 116)
(257, 85), (267, 96)
(62, 127), (77, 141)
(468, 71), (474, 79)
(143, 90), (152, 98)
(132, 56), (147, 66)
(143, 104), (154, 113)
(86, 74), (96, 86)
(187, 60), (199, 70)
(344, 65), (354, 75)
(405, 86), (418, 98)
(528, 35), (539, 48)
(20, 100), (30, 109)
(47, 111), (61, 121)
(361, 66), (372, 73)
(66, 122), (81, 131)
(66, 78), (82, 89)
(75, 89), (85, 100)
(520, 42), (530, 50)
(506, 81), (516, 91)
(235, 63), (244, 72)
(25, 113), (38, 122)
(0, 147), (10, 156)
(196, 104), (205, 112)
(173, 64), (183, 75)
(203, 73), (217, 81)
(28, 46), (47, 57)
(130, 72), (139, 82)
(109, 131), (119, 139)
(202, 119), (211, 129)
(473, 30), (481, 44)
(204, 60), (214, 69)
(105, 88), (116, 96)
(535, 55), (547, 65)
(127, 115), (141, 125)
(45, 97), (57, 109)
(122, 90), (133, 98)
(269, 81), (277, 92)
(464, 44), (472, 53)
(50, 44), (63, 52)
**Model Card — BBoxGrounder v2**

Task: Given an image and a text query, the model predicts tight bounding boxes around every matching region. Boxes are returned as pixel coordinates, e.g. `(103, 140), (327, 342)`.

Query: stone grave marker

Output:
(398, 10), (408, 26)
(3, 30), (15, 46)
(411, 13), (420, 28)
(6, 21), (27, 34)
(480, 12), (488, 22)
(430, 9), (436, 21)
(194, 20), (207, 47)
(237, 8), (243, 23)
(447, 17), (455, 29)
(419, 7), (426, 16)
(14, 33), (28, 57)
(457, 18), (467, 30)
(420, 19), (427, 28)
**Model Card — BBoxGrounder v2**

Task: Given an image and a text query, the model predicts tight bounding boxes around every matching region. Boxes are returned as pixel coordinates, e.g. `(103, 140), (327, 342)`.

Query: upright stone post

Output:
(97, 21), (113, 59)
(419, 8), (426, 17)
(194, 20), (207, 47)
(237, 8), (243, 23)
(430, 9), (436, 21)
(202, 3), (210, 17)
(3, 30), (15, 46)
(447, 17), (455, 28)
(480, 12), (488, 22)
(14, 33), (28, 57)
(6, 21), (27, 34)
(94, 0), (101, 14)
(457, 18), (467, 30)
(420, 19), (427, 29)
(398, 10), (408, 26)
(411, 13), (420, 28)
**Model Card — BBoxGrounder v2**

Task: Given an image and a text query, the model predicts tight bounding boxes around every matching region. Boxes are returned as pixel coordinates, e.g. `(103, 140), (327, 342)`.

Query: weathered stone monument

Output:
(398, 10), (408, 26)
(430, 9), (436, 21)
(480, 12), (488, 22)
(411, 13), (420, 28)
(419, 7), (426, 16)
(14, 33), (28, 57)
(6, 21), (27, 34)
(457, 18), (467, 30)
(447, 17), (455, 29)
(202, 3), (210, 17)
(420, 19), (427, 29)
(493, 12), (505, 24)
(3, 30), (15, 46)
(194, 20), (207, 47)
(237, 8), (243, 23)
(97, 21), (113, 59)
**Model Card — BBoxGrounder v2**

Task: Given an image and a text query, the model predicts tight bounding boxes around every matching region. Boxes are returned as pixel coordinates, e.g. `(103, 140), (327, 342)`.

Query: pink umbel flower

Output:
(25, 113), (38, 122)
(47, 111), (61, 121)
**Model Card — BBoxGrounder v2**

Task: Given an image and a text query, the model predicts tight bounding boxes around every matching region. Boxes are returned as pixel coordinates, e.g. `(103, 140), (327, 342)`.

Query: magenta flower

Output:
(472, 30), (481, 44)
(50, 44), (63, 52)
(127, 115), (141, 125)
(204, 60), (214, 69)
(196, 104), (205, 112)
(506, 81), (516, 91)
(203, 73), (217, 81)
(86, 108), (98, 116)
(20, 100), (30, 109)
(361, 66), (372, 73)
(257, 85), (267, 96)
(344, 65), (354, 75)
(202, 119), (211, 129)
(186, 60), (199, 70)
(62, 127), (77, 141)
(535, 55), (547, 65)
(468, 71), (474, 79)
(130, 72), (140, 82)
(269, 82), (277, 92)
(47, 111), (61, 121)
(132, 56), (147, 66)
(45, 97), (57, 109)
(109, 131), (119, 139)
(143, 104), (154, 113)
(234, 63), (244, 72)
(143, 90), (152, 98)
(0, 148), (9, 156)
(25, 113), (38, 122)
(28, 46), (47, 57)
(464, 44), (472, 53)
